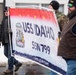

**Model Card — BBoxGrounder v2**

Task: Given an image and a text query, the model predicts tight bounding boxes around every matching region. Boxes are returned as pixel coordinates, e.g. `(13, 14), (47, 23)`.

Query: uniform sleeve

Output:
(72, 23), (76, 35)
(57, 14), (69, 31)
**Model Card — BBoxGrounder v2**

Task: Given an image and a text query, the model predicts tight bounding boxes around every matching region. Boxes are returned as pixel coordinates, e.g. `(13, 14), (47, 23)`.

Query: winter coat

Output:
(56, 11), (69, 31)
(1, 17), (9, 45)
(58, 10), (76, 59)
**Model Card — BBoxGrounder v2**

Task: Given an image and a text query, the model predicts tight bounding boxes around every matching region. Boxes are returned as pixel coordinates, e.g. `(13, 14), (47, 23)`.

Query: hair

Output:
(4, 7), (8, 12)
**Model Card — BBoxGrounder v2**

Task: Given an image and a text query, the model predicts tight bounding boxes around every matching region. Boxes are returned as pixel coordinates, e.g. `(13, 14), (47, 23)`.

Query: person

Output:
(49, 1), (69, 75)
(1, 7), (22, 74)
(49, 0), (69, 32)
(58, 0), (76, 75)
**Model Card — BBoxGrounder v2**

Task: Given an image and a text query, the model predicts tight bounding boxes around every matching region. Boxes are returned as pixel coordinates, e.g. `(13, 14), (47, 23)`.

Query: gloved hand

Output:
(8, 28), (12, 34)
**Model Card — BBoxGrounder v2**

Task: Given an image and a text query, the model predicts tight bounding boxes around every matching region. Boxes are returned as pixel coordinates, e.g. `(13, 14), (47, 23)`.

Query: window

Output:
(59, 4), (64, 13)
(41, 4), (64, 13)
(15, 3), (64, 14)
(15, 3), (39, 8)
(41, 4), (49, 8)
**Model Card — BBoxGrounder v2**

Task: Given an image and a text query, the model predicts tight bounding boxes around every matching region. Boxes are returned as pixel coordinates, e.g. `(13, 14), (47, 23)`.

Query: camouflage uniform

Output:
(56, 11), (69, 31)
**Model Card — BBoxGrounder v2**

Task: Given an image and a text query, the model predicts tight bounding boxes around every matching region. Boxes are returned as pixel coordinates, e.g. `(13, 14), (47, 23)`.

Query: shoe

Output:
(3, 69), (13, 74)
(14, 62), (22, 72)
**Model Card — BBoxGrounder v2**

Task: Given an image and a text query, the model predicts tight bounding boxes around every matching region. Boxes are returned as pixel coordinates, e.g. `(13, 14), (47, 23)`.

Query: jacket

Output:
(58, 10), (76, 59)
(1, 17), (9, 45)
(56, 11), (69, 31)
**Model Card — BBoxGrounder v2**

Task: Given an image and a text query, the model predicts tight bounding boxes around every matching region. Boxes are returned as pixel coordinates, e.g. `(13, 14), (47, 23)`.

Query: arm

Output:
(72, 23), (76, 35)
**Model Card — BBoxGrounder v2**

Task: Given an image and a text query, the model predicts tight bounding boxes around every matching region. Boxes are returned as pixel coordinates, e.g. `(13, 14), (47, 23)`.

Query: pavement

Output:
(0, 63), (51, 75)
(0, 46), (51, 75)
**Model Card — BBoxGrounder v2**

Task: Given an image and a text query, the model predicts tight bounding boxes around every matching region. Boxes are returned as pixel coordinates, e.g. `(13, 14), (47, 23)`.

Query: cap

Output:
(68, 0), (76, 8)
(49, 1), (59, 10)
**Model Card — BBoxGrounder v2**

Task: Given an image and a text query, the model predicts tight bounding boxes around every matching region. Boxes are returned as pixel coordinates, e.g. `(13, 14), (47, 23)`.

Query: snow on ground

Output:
(0, 44), (35, 66)
(0, 45), (7, 63)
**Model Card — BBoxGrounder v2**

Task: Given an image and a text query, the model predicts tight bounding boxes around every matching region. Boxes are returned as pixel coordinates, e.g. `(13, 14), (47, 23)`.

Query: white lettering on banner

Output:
(22, 22), (55, 40)
(32, 41), (50, 55)
(34, 57), (49, 65)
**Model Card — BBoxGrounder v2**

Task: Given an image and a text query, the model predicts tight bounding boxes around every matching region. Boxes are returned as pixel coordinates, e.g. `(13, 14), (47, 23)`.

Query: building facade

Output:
(0, 0), (69, 23)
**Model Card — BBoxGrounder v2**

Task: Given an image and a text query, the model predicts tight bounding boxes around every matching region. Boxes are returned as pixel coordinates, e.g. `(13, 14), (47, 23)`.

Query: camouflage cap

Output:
(68, 0), (76, 8)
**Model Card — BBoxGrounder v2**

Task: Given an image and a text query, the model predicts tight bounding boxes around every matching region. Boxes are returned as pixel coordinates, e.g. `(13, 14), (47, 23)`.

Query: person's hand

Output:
(8, 28), (12, 34)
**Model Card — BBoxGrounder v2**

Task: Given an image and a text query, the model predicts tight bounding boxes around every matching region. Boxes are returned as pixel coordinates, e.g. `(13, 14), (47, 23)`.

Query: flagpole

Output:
(3, 1), (15, 74)
(3, 0), (6, 18)
(8, 7), (15, 75)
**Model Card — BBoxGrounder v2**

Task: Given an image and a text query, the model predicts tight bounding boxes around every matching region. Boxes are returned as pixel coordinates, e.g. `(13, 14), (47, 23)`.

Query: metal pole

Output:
(8, 7), (15, 75)
(3, 0), (6, 18)
(3, 1), (15, 75)
(3, 0), (6, 8)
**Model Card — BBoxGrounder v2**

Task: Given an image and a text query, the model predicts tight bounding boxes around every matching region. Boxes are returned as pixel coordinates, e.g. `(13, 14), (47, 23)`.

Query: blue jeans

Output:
(66, 60), (76, 75)
(4, 43), (18, 70)
(50, 71), (58, 75)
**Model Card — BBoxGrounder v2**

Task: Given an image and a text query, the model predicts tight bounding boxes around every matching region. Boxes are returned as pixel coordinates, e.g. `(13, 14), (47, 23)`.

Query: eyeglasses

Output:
(68, 3), (74, 8)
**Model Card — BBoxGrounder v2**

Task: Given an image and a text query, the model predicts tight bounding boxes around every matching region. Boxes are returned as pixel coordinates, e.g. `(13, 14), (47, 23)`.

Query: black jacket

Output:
(1, 17), (9, 45)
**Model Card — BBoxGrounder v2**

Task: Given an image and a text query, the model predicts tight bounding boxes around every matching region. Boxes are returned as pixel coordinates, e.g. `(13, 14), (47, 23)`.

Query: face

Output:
(4, 10), (9, 16)
(68, 3), (76, 13)
(49, 5), (53, 9)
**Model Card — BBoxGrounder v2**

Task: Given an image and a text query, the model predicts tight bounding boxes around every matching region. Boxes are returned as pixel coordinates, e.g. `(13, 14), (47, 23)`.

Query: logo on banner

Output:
(16, 23), (25, 47)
